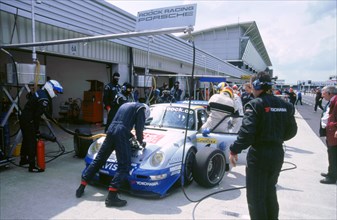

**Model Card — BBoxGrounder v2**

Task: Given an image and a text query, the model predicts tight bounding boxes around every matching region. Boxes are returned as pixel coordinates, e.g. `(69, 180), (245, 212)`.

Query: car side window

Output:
(197, 109), (208, 130)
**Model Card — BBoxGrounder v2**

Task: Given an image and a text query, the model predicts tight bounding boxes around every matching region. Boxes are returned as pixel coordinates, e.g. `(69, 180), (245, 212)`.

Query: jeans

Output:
(246, 146), (284, 220)
(295, 98), (302, 105)
(314, 100), (323, 111)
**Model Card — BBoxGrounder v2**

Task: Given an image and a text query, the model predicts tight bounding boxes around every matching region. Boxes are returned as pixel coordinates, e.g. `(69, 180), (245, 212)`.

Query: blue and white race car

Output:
(83, 103), (210, 198)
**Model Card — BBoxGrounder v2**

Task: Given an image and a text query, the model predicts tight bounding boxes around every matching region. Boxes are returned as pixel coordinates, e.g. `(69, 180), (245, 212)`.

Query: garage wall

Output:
(0, 50), (116, 118)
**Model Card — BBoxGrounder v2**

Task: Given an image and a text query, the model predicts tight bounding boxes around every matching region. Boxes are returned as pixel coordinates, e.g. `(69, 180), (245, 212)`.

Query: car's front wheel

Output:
(193, 147), (226, 187)
(175, 147), (196, 186)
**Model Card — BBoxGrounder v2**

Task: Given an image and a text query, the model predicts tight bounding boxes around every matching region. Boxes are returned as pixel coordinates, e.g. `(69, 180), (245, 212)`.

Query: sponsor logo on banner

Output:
(135, 4), (197, 31)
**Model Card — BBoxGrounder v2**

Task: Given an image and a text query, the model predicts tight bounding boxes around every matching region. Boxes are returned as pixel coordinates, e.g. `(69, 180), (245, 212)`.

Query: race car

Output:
(83, 103), (210, 198)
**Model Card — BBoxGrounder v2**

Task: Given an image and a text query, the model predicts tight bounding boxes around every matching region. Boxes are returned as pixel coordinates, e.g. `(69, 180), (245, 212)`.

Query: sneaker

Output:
(76, 184), (86, 198)
(28, 166), (44, 173)
(320, 177), (337, 184)
(105, 191), (127, 207)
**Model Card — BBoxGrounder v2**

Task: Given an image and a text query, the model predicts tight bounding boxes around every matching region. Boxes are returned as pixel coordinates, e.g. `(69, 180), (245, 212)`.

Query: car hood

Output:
(87, 127), (197, 169)
(129, 127), (197, 168)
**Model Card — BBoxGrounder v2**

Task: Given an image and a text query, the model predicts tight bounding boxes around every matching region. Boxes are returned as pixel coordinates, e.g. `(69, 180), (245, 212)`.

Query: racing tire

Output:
(74, 128), (93, 158)
(183, 148), (196, 186)
(175, 148), (196, 187)
(193, 147), (226, 188)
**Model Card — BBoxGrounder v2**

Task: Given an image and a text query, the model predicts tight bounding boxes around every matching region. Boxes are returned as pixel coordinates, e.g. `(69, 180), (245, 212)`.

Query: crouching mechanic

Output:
(229, 71), (297, 220)
(19, 80), (63, 172)
(76, 102), (150, 207)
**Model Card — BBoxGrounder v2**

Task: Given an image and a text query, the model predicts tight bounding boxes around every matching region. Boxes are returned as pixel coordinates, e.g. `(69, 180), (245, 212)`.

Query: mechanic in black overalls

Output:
(76, 102), (150, 207)
(103, 72), (121, 132)
(229, 72), (297, 219)
(19, 80), (63, 172)
(107, 82), (133, 123)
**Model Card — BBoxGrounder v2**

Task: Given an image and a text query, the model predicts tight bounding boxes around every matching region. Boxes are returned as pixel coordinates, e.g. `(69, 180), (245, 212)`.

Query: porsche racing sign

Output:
(135, 4), (197, 31)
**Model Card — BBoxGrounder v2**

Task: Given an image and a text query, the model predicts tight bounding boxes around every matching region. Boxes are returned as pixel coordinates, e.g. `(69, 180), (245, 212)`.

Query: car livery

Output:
(83, 103), (209, 198)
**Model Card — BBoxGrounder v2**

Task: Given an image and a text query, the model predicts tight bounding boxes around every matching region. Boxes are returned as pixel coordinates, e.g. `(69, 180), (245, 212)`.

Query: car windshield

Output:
(147, 105), (195, 130)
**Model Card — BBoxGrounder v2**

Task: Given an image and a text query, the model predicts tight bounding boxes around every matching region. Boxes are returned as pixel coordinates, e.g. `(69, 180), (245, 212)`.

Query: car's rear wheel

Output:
(193, 147), (226, 187)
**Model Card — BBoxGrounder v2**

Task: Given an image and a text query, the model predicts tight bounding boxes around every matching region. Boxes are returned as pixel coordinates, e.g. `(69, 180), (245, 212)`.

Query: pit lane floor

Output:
(0, 109), (336, 220)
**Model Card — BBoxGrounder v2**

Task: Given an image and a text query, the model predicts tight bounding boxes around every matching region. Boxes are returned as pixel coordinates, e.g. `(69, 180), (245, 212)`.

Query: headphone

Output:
(252, 78), (274, 90)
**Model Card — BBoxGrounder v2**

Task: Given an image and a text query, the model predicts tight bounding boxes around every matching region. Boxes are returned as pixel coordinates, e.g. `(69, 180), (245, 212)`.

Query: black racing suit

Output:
(230, 92), (297, 220)
(19, 90), (52, 167)
(103, 82), (121, 132)
(82, 102), (146, 190)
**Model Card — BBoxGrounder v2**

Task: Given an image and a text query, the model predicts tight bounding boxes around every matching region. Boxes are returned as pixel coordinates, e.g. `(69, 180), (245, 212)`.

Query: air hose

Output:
(47, 116), (106, 140)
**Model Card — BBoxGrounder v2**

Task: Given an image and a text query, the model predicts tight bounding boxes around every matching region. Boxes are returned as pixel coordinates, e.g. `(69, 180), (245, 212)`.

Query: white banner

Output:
(135, 4), (197, 31)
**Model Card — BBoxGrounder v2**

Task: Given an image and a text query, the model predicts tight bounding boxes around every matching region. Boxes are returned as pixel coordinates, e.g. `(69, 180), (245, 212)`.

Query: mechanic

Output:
(229, 71), (297, 220)
(103, 72), (121, 132)
(19, 80), (63, 172)
(201, 84), (239, 133)
(170, 81), (183, 102)
(76, 102), (150, 207)
(241, 83), (254, 108)
(107, 82), (134, 125)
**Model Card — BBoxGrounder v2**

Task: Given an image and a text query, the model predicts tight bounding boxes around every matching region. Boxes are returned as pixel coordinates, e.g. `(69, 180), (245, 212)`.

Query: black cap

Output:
(113, 72), (120, 78)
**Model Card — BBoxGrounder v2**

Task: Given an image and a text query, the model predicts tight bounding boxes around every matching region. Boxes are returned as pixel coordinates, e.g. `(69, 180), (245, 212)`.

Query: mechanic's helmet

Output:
(221, 86), (234, 98)
(217, 82), (228, 93)
(232, 84), (238, 90)
(43, 80), (63, 98)
(142, 103), (151, 119)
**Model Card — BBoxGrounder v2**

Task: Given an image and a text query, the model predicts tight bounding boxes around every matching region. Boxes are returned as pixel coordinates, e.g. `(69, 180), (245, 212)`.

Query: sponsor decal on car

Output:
(166, 106), (194, 114)
(135, 181), (159, 186)
(102, 162), (118, 171)
(131, 131), (164, 144)
(197, 137), (217, 144)
(143, 132), (164, 144)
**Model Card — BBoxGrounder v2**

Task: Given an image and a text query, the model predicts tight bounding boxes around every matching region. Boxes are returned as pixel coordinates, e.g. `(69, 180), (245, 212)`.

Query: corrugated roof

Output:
(185, 21), (272, 67)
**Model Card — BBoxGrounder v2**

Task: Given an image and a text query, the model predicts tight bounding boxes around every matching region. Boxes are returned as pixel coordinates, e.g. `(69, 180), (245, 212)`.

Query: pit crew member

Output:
(76, 102), (150, 207)
(229, 71), (297, 219)
(19, 80), (63, 172)
(103, 72), (121, 132)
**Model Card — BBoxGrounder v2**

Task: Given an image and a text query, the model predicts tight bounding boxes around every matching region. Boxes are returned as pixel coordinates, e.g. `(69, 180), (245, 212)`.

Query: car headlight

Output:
(150, 151), (164, 167)
(89, 137), (105, 155)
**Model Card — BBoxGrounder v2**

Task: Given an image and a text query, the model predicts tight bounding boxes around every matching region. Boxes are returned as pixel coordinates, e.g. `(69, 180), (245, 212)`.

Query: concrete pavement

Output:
(0, 109), (336, 220)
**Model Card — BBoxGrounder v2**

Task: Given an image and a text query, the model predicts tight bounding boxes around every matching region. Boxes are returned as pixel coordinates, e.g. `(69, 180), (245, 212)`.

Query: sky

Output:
(108, 0), (336, 85)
